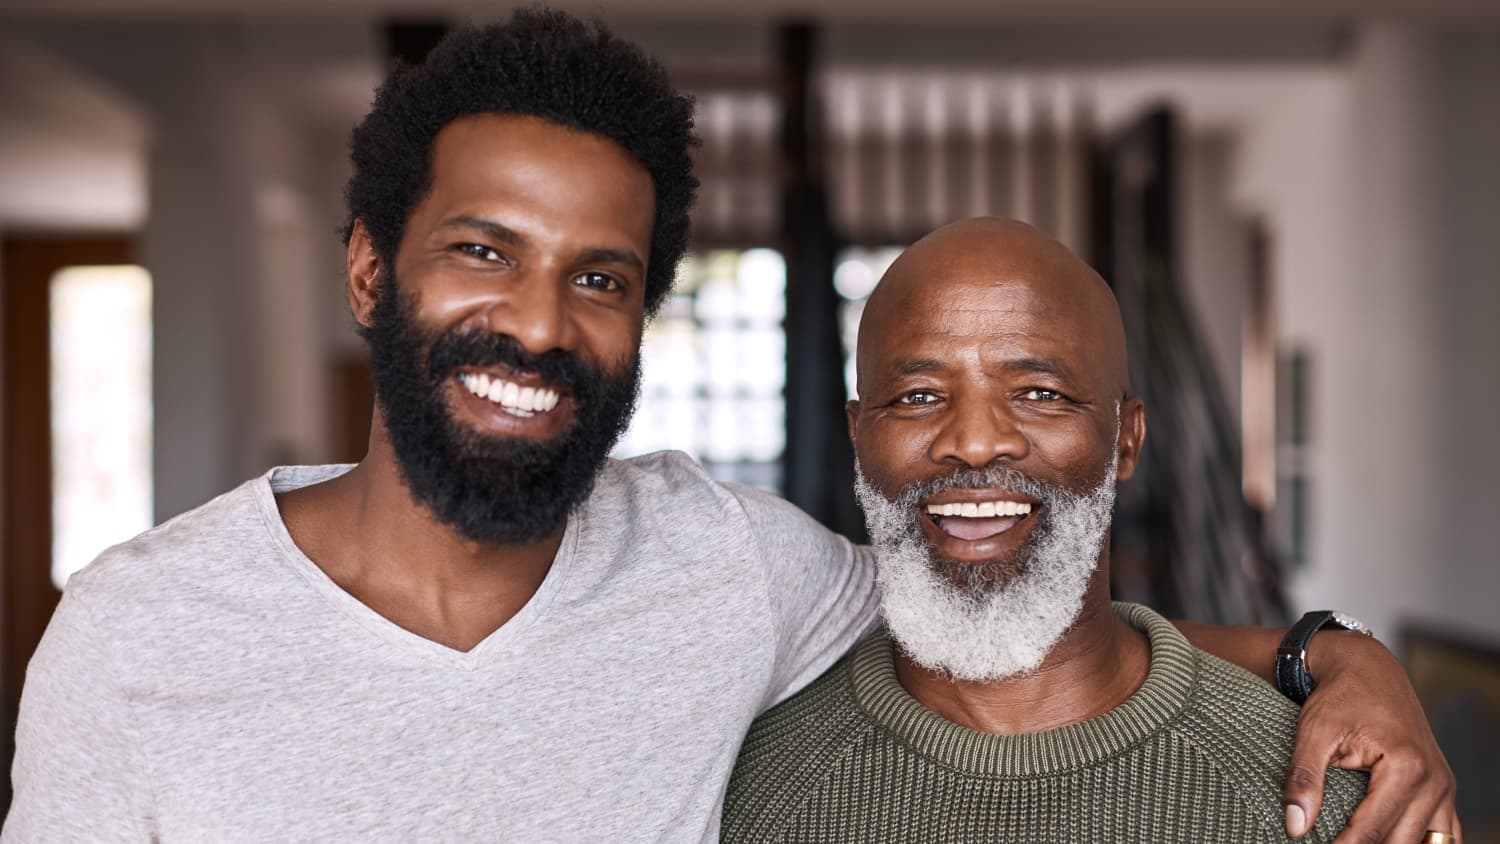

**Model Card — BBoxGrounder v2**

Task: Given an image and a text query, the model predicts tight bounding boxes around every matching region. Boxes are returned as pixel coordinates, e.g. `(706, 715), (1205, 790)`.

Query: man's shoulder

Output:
(66, 466), (332, 611)
(593, 450), (849, 551)
(1163, 616), (1370, 838)
(591, 450), (741, 517)
(601, 448), (715, 485)
(1116, 603), (1303, 741)
(598, 450), (792, 512)
(739, 639), (866, 751)
(724, 640), (873, 836)
(1182, 635), (1313, 748)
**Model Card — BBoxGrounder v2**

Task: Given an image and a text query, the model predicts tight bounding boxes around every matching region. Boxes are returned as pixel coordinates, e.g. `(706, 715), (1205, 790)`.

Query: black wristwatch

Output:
(1275, 610), (1374, 704)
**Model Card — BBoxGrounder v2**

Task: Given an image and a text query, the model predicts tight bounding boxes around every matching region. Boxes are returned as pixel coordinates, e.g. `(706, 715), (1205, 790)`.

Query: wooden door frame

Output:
(1, 234), (135, 807)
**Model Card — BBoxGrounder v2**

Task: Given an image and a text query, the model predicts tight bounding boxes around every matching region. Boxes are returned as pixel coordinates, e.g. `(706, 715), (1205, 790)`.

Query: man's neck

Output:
(275, 431), (565, 653)
(893, 579), (1150, 736)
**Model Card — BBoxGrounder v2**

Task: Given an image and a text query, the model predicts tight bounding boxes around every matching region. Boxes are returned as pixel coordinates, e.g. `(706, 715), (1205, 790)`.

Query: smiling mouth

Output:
(457, 371), (563, 418)
(924, 498), (1037, 543)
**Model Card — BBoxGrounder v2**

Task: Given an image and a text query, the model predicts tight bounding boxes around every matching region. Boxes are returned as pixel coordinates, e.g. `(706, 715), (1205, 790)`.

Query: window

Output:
(832, 246), (904, 400)
(614, 249), (787, 491)
(49, 265), (153, 589)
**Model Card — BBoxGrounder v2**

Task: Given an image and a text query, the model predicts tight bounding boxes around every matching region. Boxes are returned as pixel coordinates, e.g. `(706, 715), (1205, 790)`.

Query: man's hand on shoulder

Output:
(1286, 630), (1460, 843)
(1176, 617), (1460, 842)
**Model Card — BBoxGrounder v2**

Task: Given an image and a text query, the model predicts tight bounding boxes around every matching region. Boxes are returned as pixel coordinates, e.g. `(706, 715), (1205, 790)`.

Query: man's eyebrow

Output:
(1002, 356), (1074, 380)
(440, 215), (524, 245)
(579, 247), (646, 275)
(893, 358), (945, 376)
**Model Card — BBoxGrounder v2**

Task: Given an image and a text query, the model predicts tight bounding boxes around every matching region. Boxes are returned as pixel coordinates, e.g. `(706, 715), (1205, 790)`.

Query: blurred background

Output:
(1, 0), (1497, 824)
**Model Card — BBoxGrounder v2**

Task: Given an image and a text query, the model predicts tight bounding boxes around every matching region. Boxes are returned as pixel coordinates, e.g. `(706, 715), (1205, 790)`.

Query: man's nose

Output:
(928, 398), (1029, 469)
(485, 271), (576, 356)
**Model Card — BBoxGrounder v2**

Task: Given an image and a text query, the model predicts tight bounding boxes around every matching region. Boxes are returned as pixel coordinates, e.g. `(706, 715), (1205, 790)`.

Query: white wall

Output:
(1420, 26), (1500, 643)
(1232, 22), (1500, 645)
(0, 36), (148, 231)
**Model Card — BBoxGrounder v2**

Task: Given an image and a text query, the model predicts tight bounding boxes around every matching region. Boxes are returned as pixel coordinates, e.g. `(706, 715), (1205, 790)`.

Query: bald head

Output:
(857, 218), (1130, 401)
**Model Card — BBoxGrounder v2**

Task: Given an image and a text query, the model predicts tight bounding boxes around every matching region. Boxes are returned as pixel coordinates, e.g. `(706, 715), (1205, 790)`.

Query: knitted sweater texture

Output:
(722, 602), (1367, 843)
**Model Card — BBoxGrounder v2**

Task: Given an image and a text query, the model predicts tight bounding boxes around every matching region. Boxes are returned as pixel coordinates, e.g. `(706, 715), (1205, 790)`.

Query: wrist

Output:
(1304, 628), (1371, 683)
(1275, 610), (1376, 704)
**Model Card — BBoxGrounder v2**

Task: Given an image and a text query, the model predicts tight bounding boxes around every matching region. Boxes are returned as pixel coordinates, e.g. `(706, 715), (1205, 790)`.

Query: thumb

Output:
(1283, 717), (1337, 838)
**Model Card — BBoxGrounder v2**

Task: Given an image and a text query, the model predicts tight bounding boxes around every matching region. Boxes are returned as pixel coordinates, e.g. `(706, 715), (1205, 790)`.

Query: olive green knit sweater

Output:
(722, 602), (1367, 843)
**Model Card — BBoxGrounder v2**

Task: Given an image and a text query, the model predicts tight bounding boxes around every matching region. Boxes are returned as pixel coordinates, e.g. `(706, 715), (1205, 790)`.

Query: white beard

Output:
(854, 452), (1118, 683)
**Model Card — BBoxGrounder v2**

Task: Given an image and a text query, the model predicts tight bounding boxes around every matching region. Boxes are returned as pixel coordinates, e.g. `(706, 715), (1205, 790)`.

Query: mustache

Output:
(890, 463), (1064, 512)
(425, 328), (599, 392)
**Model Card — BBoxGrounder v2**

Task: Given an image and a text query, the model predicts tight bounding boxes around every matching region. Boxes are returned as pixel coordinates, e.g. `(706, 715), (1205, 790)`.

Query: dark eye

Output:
(456, 243), (503, 262)
(1022, 388), (1064, 402)
(575, 271), (622, 292)
(897, 390), (940, 406)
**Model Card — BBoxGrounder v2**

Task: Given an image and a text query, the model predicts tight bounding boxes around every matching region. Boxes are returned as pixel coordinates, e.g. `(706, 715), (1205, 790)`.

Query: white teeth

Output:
(459, 374), (562, 415)
(924, 500), (1035, 517)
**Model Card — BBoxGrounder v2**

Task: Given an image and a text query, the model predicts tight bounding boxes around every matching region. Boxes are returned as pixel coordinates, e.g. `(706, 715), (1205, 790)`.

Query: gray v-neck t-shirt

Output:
(4, 452), (879, 842)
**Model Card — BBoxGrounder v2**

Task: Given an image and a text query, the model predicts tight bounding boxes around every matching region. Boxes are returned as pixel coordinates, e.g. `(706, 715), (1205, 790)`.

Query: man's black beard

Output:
(363, 273), (640, 545)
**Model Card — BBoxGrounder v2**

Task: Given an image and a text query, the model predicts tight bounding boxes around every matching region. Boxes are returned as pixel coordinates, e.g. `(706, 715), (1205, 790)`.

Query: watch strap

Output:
(1275, 610), (1337, 705)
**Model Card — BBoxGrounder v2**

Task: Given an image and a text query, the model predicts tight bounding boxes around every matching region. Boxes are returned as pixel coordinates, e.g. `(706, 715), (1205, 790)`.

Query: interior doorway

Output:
(1, 234), (139, 809)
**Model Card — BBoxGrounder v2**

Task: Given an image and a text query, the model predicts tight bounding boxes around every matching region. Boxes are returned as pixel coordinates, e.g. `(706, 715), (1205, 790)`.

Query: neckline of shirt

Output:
(250, 464), (584, 670)
(848, 602), (1200, 777)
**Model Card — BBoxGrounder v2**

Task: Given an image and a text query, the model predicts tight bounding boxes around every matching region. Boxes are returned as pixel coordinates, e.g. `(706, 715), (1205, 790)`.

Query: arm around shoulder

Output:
(1174, 615), (1459, 842)
(4, 585), (154, 841)
(730, 485), (880, 708)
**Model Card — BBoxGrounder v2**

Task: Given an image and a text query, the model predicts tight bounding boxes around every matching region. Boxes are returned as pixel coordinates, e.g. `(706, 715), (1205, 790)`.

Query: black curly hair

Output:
(342, 8), (699, 316)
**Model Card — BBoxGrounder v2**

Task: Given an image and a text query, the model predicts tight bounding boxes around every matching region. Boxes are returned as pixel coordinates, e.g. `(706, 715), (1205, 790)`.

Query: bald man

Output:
(720, 219), (1400, 843)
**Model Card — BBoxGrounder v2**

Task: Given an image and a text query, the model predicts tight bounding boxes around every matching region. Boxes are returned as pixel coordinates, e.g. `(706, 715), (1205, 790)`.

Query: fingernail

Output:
(1285, 803), (1308, 838)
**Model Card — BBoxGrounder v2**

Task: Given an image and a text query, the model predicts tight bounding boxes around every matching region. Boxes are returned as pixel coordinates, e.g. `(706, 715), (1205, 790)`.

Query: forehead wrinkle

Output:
(866, 337), (1081, 407)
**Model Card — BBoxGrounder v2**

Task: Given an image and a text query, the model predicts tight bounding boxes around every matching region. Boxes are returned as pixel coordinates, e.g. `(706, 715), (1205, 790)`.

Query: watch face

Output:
(1330, 611), (1373, 637)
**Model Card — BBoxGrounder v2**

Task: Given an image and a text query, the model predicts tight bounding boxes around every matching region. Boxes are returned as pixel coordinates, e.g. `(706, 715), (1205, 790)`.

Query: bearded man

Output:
(722, 218), (1461, 844)
(6, 11), (1455, 843)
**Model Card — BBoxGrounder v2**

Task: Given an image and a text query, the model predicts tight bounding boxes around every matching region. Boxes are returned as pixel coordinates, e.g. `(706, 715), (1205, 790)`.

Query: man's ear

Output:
(846, 400), (860, 447)
(1115, 396), (1147, 483)
(347, 221), (384, 330)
